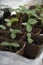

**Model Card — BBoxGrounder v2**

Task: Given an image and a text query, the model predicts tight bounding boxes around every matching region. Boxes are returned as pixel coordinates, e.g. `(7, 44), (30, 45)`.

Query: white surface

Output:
(0, 51), (34, 65)
(0, 51), (43, 65)
(0, 0), (42, 9)
(0, 0), (42, 8)
(1, 0), (34, 9)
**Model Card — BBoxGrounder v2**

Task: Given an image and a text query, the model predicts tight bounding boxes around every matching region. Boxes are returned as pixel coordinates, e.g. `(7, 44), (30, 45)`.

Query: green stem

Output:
(29, 15), (30, 19)
(16, 11), (18, 18)
(28, 14), (30, 19)
(10, 44), (11, 52)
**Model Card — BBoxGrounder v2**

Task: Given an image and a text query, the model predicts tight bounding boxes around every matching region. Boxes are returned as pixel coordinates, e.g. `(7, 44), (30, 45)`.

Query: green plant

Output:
(1, 41), (20, 51)
(5, 18), (18, 27)
(0, 25), (6, 30)
(5, 18), (21, 39)
(0, 18), (20, 51)
(22, 18), (38, 43)
(33, 4), (43, 27)
(9, 6), (36, 19)
(19, 6), (36, 19)
(35, 3), (41, 12)
(9, 28), (21, 39)
(15, 5), (38, 43)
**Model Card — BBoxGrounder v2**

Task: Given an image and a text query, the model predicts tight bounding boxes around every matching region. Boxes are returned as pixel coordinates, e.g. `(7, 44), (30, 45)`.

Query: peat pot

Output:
(24, 42), (43, 59)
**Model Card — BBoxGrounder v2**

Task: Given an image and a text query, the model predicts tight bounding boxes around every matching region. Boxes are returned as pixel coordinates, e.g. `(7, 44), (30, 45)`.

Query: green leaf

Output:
(19, 6), (28, 13)
(35, 8), (40, 12)
(26, 24), (32, 32)
(5, 19), (11, 23)
(12, 43), (20, 47)
(9, 29), (14, 33)
(5, 18), (18, 23)
(19, 6), (26, 10)
(36, 4), (41, 9)
(11, 18), (18, 22)
(28, 38), (33, 44)
(40, 13), (43, 18)
(27, 33), (31, 38)
(14, 29), (21, 33)
(0, 25), (6, 30)
(27, 10), (35, 15)
(10, 29), (21, 34)
(28, 19), (38, 25)
(1, 42), (10, 46)
(1, 41), (20, 47)
(19, 6), (35, 14)
(11, 34), (16, 39)
(7, 22), (12, 26)
(33, 14), (41, 20)
(35, 4), (41, 12)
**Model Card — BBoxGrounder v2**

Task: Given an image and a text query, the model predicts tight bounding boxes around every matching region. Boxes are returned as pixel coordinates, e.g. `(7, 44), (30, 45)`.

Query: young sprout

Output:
(5, 18), (21, 39)
(19, 6), (36, 19)
(35, 3), (41, 12)
(1, 41), (20, 51)
(5, 18), (18, 27)
(5, 16), (21, 39)
(19, 6), (28, 14)
(22, 18), (38, 44)
(9, 29), (21, 39)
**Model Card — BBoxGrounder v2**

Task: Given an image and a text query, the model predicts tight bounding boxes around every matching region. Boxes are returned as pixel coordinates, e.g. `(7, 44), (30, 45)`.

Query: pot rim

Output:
(27, 42), (43, 48)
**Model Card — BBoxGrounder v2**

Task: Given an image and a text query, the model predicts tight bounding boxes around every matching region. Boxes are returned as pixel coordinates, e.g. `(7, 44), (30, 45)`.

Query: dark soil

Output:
(2, 46), (20, 52)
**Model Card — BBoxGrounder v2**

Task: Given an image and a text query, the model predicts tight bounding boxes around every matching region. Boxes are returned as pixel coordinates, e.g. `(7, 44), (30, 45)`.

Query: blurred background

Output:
(0, 0), (42, 9)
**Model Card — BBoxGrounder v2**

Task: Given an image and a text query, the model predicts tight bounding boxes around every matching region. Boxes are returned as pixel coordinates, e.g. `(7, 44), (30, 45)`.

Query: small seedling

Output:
(35, 3), (41, 12)
(1, 41), (20, 51)
(4, 17), (21, 50)
(19, 6), (35, 18)
(22, 18), (38, 44)
(9, 28), (21, 39)
(5, 17), (21, 40)
(5, 18), (18, 27)
(5, 18), (21, 39)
